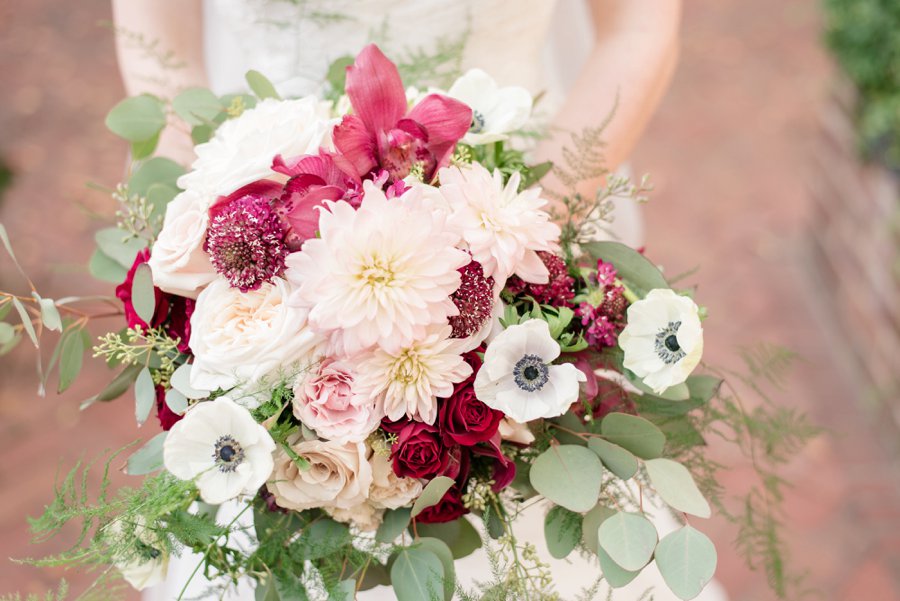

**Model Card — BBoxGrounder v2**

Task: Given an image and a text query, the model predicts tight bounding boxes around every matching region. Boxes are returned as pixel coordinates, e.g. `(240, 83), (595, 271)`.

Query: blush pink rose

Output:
(292, 359), (381, 443)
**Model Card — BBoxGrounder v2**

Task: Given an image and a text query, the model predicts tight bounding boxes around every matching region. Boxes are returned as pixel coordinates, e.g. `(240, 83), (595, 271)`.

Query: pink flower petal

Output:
(333, 115), (378, 178)
(345, 44), (407, 133)
(407, 93), (473, 170)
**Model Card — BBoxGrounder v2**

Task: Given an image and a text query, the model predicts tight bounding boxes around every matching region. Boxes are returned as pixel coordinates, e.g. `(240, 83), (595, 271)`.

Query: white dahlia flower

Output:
(284, 181), (469, 355)
(448, 68), (533, 145)
(618, 289), (704, 394)
(474, 319), (585, 423)
(178, 97), (336, 198)
(441, 163), (560, 283)
(163, 397), (276, 505)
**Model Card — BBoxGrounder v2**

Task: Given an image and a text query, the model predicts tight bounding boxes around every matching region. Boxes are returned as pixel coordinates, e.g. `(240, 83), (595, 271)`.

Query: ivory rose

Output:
(368, 452), (423, 510)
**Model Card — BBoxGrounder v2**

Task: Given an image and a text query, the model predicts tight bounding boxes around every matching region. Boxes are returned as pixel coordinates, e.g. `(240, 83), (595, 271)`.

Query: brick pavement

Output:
(1, 0), (898, 600)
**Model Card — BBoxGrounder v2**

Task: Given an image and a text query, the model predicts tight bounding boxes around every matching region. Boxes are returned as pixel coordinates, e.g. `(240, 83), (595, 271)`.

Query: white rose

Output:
(178, 97), (337, 199)
(268, 437), (372, 511)
(189, 276), (321, 403)
(148, 189), (217, 298)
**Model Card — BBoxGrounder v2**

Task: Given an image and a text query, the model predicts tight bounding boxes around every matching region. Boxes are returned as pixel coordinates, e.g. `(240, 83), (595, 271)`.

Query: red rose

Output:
(439, 380), (503, 447)
(415, 485), (469, 524)
(472, 433), (517, 492)
(391, 421), (451, 479)
(116, 249), (169, 330)
(155, 385), (183, 431)
(166, 295), (195, 353)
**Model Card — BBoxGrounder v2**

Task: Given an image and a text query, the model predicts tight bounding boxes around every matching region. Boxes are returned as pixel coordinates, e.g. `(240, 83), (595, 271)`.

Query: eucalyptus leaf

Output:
(94, 228), (145, 269)
(246, 70), (282, 100)
(126, 431), (168, 475)
(598, 546), (641, 588)
(105, 94), (166, 142)
(588, 438), (639, 480)
(376, 507), (411, 543)
(597, 511), (658, 572)
(415, 537), (456, 601)
(0, 330), (21, 356)
(11, 297), (37, 347)
(134, 367), (156, 426)
(172, 87), (223, 126)
(131, 263), (156, 325)
(544, 506), (582, 559)
(529, 445), (603, 512)
(296, 519), (350, 560)
(255, 577), (281, 601)
(581, 504), (616, 555)
(131, 133), (159, 160)
(89, 248), (129, 283)
(686, 375), (723, 403)
(580, 241), (669, 296)
(145, 182), (179, 216)
(96, 363), (142, 402)
(600, 412), (666, 459)
(328, 580), (356, 601)
(325, 56), (354, 93)
(655, 526), (717, 600)
(390, 547), (444, 601)
(416, 517), (481, 559)
(57, 328), (84, 393)
(0, 322), (14, 345)
(129, 157), (186, 196)
(34, 295), (62, 332)
(170, 363), (208, 399)
(0, 301), (11, 321)
(411, 476), (455, 518)
(644, 458), (711, 518)
(165, 388), (189, 414)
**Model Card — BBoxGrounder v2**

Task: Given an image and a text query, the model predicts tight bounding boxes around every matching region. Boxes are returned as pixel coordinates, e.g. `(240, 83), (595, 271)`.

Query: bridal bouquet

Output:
(0, 44), (813, 601)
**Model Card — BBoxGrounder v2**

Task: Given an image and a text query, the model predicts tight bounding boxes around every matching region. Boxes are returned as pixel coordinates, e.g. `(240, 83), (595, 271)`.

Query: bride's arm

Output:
(534, 0), (682, 203)
(111, 0), (208, 162)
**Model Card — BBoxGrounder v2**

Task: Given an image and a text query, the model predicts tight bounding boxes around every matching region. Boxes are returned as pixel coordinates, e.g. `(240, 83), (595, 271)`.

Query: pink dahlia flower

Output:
(333, 44), (472, 183)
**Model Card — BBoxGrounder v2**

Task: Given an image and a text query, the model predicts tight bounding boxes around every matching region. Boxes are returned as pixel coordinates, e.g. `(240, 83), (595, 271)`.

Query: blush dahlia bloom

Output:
(441, 163), (560, 283)
(355, 325), (473, 424)
(333, 44), (472, 182)
(284, 181), (469, 355)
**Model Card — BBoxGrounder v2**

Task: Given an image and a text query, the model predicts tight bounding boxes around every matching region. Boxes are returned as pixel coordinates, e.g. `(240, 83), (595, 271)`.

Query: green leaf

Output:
(415, 537), (456, 601)
(588, 438), (639, 480)
(33, 295), (62, 332)
(686, 375), (722, 403)
(165, 388), (189, 414)
(544, 506), (582, 559)
(358, 562), (391, 591)
(145, 182), (179, 216)
(580, 241), (669, 296)
(655, 526), (717, 600)
(600, 412), (666, 459)
(134, 367), (156, 426)
(96, 363), (142, 402)
(191, 124), (214, 145)
(390, 547), (444, 601)
(597, 511), (658, 572)
(172, 87), (224, 125)
(11, 297), (37, 347)
(484, 502), (505, 539)
(256, 577), (281, 601)
(89, 248), (128, 283)
(0, 322), (13, 345)
(0, 329), (21, 356)
(296, 519), (350, 560)
(0, 222), (26, 278)
(376, 507), (411, 543)
(246, 70), (281, 100)
(521, 160), (554, 188)
(644, 458), (711, 518)
(416, 517), (481, 559)
(581, 504), (616, 554)
(131, 263), (156, 325)
(126, 431), (168, 475)
(411, 476), (455, 518)
(625, 371), (691, 401)
(597, 546), (641, 588)
(529, 445), (603, 512)
(105, 94), (166, 142)
(131, 133), (159, 160)
(129, 157), (186, 196)
(170, 363), (207, 399)
(94, 228), (145, 269)
(0, 301), (11, 321)
(57, 328), (84, 393)
(325, 56), (354, 93)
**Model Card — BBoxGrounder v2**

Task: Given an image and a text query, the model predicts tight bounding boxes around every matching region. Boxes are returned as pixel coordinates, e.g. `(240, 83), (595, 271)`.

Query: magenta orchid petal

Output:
(333, 114), (378, 177)
(345, 44), (408, 133)
(212, 180), (282, 211)
(406, 93), (473, 169)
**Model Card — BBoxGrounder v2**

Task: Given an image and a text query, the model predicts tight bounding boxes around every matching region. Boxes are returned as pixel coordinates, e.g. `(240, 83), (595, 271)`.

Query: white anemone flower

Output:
(163, 397), (276, 505)
(110, 518), (169, 591)
(618, 289), (704, 394)
(474, 319), (585, 422)
(448, 68), (533, 145)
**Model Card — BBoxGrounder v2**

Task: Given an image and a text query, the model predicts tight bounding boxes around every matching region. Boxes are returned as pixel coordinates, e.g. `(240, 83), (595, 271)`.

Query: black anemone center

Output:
(513, 354), (550, 392)
(213, 436), (245, 473)
(664, 334), (680, 353)
(524, 365), (540, 380)
(219, 445), (237, 462)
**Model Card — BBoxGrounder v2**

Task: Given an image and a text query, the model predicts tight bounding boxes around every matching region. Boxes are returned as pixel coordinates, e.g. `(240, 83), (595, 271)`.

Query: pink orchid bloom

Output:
(334, 44), (473, 183)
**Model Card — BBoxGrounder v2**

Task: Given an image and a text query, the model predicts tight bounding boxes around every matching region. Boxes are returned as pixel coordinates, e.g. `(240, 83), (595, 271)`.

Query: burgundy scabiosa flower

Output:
(333, 44), (472, 183)
(506, 251), (575, 307)
(576, 259), (627, 349)
(205, 182), (288, 292)
(449, 260), (495, 338)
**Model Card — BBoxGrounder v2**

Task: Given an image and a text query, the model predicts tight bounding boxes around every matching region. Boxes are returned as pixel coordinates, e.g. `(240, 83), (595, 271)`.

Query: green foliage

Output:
(597, 511), (657, 572)
(529, 445), (604, 512)
(0, 582), (69, 601)
(825, 0), (900, 168)
(655, 526), (717, 600)
(105, 95), (166, 143)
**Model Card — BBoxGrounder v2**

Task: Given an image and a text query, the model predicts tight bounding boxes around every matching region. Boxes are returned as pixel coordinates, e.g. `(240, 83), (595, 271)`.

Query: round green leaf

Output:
(600, 413), (666, 459)
(588, 438), (638, 480)
(655, 526), (717, 600)
(0, 322), (15, 345)
(580, 241), (669, 296)
(89, 248), (128, 283)
(245, 70), (281, 100)
(131, 263), (157, 325)
(165, 388), (188, 415)
(131, 133), (160, 160)
(134, 367), (156, 426)
(597, 546), (641, 588)
(416, 517), (482, 559)
(34, 295), (62, 332)
(416, 537), (455, 601)
(597, 511), (658, 571)
(411, 476), (455, 518)
(390, 547), (444, 601)
(376, 507), (411, 543)
(582, 504), (617, 555)
(644, 458), (711, 518)
(544, 506), (582, 559)
(529, 445), (604, 512)
(105, 94), (166, 142)
(94, 228), (145, 269)
(171, 363), (208, 399)
(127, 431), (168, 475)
(172, 87), (224, 126)
(129, 157), (186, 196)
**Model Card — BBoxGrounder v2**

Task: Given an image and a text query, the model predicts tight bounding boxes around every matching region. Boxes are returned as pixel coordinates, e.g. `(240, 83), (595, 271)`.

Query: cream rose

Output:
(368, 452), (423, 510)
(189, 276), (321, 402)
(498, 416), (535, 445)
(327, 503), (385, 532)
(268, 436), (372, 511)
(148, 189), (217, 298)
(292, 359), (382, 444)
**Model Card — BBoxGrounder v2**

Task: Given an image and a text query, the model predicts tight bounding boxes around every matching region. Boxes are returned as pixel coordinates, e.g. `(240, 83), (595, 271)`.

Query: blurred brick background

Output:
(1, 0), (899, 600)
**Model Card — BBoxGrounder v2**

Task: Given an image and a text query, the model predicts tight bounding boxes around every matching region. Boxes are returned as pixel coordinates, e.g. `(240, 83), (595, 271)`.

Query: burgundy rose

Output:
(116, 249), (169, 330)
(166, 296), (195, 353)
(390, 421), (451, 479)
(155, 385), (183, 431)
(472, 433), (517, 492)
(415, 485), (469, 524)
(439, 352), (502, 446)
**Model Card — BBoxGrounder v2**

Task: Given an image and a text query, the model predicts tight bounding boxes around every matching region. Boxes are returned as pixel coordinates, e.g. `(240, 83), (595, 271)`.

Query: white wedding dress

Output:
(146, 1), (727, 599)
